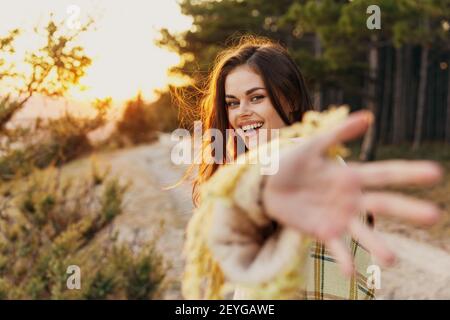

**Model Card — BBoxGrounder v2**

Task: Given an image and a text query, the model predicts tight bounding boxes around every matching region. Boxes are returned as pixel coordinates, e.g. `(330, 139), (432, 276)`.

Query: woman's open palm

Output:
(262, 111), (443, 276)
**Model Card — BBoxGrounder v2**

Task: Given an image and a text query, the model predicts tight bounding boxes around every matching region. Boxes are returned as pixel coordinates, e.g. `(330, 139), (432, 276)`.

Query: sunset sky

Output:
(0, 0), (192, 105)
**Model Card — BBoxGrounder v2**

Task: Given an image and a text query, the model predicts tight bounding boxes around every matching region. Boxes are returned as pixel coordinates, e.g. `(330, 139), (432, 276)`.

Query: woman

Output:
(182, 36), (442, 300)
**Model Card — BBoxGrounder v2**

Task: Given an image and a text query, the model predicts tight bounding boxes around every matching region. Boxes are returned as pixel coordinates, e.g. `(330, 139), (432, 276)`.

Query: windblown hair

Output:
(185, 35), (313, 206)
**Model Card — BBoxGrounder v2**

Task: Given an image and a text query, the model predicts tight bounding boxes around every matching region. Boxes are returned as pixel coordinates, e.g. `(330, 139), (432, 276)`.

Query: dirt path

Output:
(377, 232), (450, 299)
(69, 133), (450, 299)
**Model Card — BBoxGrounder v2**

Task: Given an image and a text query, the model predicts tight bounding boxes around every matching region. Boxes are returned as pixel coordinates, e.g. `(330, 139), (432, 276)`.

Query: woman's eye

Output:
(226, 101), (239, 107)
(251, 95), (264, 102)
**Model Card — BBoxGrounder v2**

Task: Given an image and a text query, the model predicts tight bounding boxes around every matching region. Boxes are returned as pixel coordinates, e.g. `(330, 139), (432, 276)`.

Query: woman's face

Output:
(225, 65), (286, 149)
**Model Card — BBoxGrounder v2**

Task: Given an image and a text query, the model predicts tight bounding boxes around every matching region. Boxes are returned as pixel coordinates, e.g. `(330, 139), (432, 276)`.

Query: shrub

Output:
(115, 91), (180, 145)
(0, 163), (166, 299)
(0, 112), (105, 181)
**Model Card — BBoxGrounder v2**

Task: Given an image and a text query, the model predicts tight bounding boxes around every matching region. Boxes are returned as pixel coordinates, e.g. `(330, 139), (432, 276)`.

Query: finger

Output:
(349, 160), (443, 188)
(349, 219), (396, 267)
(326, 238), (354, 277)
(311, 110), (374, 154)
(362, 191), (441, 226)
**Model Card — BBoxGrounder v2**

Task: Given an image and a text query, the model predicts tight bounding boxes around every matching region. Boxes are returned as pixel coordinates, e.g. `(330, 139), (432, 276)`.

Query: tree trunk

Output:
(446, 62), (450, 143)
(380, 46), (393, 144)
(313, 33), (322, 111)
(413, 45), (429, 150)
(392, 46), (406, 144)
(403, 45), (414, 140)
(360, 35), (379, 161)
(336, 89), (343, 105)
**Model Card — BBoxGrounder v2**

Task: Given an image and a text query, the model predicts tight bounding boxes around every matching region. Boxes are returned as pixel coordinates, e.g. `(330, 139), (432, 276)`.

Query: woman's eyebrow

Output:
(225, 87), (265, 99)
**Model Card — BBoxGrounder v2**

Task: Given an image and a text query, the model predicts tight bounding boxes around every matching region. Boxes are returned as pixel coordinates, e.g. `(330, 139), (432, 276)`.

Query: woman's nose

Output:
(238, 100), (252, 115)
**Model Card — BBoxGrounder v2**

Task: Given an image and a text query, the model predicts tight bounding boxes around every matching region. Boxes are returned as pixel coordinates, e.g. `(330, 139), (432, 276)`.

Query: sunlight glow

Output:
(0, 0), (192, 104)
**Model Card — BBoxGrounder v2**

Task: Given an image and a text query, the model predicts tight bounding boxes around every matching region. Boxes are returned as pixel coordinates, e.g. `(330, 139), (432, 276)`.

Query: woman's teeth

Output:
(242, 122), (263, 133)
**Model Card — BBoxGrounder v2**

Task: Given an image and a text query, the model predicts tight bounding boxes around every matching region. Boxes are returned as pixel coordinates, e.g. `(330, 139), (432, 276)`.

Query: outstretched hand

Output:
(262, 111), (443, 276)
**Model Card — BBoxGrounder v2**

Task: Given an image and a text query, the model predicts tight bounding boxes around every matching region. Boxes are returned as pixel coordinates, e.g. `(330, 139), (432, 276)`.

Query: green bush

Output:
(115, 91), (180, 145)
(0, 164), (166, 299)
(0, 149), (33, 181)
(0, 113), (105, 181)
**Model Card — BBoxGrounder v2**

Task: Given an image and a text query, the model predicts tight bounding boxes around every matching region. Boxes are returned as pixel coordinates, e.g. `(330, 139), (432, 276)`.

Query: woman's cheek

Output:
(228, 110), (238, 129)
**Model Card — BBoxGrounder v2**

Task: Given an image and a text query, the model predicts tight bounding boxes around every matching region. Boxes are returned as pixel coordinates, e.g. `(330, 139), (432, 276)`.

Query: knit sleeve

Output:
(207, 163), (310, 288)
